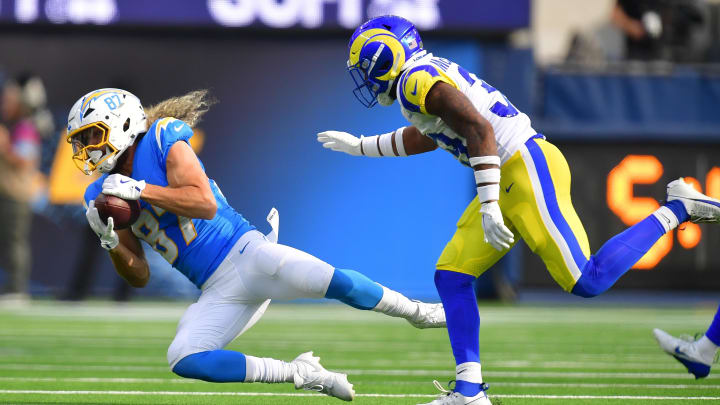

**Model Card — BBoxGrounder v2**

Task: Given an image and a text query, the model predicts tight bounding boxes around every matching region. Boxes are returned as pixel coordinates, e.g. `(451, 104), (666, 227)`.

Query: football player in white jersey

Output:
(68, 88), (447, 401)
(317, 15), (720, 405)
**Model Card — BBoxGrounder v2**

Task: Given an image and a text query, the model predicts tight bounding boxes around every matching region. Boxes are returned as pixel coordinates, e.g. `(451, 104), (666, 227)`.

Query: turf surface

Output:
(0, 301), (718, 404)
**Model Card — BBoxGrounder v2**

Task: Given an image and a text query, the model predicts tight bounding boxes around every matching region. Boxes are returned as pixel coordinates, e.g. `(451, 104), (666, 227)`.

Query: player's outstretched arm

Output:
(425, 81), (514, 251)
(317, 126), (436, 157)
(103, 141), (218, 220)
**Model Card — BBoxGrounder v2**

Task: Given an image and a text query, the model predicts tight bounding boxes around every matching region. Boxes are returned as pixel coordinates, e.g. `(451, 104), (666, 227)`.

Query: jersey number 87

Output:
(131, 206), (197, 264)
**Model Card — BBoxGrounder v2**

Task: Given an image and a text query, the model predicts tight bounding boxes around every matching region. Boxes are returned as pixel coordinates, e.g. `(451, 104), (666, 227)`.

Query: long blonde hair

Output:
(144, 89), (216, 128)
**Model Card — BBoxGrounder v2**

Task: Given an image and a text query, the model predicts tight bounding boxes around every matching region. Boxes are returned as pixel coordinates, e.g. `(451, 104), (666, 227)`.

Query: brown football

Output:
(95, 193), (141, 230)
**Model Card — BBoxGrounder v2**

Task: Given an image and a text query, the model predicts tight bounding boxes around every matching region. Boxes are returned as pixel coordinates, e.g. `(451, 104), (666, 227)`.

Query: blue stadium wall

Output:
(0, 33), (483, 299)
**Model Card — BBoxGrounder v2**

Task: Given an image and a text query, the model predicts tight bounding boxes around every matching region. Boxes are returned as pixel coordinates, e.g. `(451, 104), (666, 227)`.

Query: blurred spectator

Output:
(0, 73), (52, 305)
(612, 0), (661, 60)
(568, 0), (710, 64)
(613, 0), (709, 61)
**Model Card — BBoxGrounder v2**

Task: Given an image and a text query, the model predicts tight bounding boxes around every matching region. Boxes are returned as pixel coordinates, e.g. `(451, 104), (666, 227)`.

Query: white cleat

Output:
(418, 380), (491, 405)
(667, 178), (720, 223)
(653, 329), (713, 379)
(407, 301), (447, 329)
(292, 351), (355, 401)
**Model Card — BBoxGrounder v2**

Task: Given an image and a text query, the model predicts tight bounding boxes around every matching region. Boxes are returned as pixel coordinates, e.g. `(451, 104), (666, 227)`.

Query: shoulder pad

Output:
(153, 117), (194, 166)
(398, 64), (457, 114)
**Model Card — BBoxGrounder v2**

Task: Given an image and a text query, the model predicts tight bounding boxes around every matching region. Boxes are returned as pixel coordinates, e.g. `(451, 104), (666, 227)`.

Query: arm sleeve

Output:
(398, 64), (457, 115)
(152, 118), (194, 169)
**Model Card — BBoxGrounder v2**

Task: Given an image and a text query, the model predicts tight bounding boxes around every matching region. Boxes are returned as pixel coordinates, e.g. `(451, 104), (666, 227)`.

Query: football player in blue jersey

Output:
(66, 88), (446, 401)
(317, 15), (720, 404)
(653, 305), (720, 379)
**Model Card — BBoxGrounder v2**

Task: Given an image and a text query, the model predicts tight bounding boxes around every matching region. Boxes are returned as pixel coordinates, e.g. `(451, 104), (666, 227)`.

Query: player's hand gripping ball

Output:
(94, 193), (141, 230)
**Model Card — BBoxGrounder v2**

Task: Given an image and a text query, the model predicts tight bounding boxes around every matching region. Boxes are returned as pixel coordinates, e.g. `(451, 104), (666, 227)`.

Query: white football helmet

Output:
(66, 88), (147, 175)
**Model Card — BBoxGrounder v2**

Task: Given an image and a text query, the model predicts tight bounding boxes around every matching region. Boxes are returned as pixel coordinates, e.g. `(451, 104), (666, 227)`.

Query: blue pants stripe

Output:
(525, 139), (588, 272)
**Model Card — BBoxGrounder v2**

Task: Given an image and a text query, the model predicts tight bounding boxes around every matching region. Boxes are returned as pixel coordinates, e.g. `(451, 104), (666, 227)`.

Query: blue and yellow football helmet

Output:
(347, 15), (425, 108)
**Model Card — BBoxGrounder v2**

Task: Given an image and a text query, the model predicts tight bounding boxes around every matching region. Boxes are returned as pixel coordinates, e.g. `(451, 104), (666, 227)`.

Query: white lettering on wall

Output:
(366, 0), (441, 30)
(208, 0), (376, 29)
(16, 0), (39, 23)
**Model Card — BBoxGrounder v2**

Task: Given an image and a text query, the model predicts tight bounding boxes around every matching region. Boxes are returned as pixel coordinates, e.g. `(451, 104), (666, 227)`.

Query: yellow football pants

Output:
(436, 138), (592, 292)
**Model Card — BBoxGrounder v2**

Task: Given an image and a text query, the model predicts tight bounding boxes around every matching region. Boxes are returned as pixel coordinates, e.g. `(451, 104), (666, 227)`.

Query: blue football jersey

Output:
(84, 117), (255, 287)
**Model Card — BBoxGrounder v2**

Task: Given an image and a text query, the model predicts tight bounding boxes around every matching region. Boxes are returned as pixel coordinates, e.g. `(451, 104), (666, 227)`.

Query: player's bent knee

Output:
(172, 352), (211, 379)
(570, 277), (602, 298)
(167, 333), (214, 369)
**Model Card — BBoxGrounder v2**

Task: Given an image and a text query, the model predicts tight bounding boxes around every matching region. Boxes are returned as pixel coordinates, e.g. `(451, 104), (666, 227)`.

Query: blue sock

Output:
(434, 270), (481, 397)
(324, 268), (383, 310)
(706, 305), (720, 346)
(665, 200), (690, 223)
(572, 214), (666, 298)
(173, 350), (246, 382)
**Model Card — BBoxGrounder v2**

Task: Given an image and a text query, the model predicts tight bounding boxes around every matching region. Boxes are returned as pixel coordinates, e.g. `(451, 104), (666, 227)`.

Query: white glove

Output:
(480, 201), (514, 251)
(102, 174), (146, 201)
(86, 200), (119, 250)
(317, 130), (362, 156)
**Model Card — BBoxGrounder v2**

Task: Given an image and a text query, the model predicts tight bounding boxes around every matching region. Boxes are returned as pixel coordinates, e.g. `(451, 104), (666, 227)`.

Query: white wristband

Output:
(469, 156), (501, 167)
(361, 127), (407, 157)
(360, 135), (382, 157)
(379, 132), (395, 156)
(474, 168), (500, 184)
(477, 184), (500, 203)
(394, 127), (407, 156)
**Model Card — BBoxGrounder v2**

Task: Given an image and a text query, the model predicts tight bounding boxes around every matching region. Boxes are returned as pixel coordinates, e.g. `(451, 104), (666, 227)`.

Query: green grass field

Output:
(0, 301), (718, 404)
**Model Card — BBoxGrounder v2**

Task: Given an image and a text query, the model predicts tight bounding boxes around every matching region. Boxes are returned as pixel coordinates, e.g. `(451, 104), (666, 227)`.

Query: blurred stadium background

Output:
(0, 0), (719, 403)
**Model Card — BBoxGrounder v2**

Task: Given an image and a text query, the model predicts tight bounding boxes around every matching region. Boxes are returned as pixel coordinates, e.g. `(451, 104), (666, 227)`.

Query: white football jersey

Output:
(395, 53), (538, 166)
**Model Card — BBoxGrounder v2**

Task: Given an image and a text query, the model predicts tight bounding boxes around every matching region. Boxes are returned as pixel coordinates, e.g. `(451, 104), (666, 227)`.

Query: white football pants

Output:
(167, 230), (335, 368)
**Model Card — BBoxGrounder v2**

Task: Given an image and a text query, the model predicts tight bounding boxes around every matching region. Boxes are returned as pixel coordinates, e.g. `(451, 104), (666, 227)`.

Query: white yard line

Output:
(1, 377), (718, 390)
(0, 377), (195, 383)
(1, 390), (719, 400)
(340, 369), (720, 380)
(0, 364), (717, 379)
(0, 358), (683, 370)
(489, 382), (720, 390)
(1, 303), (713, 326)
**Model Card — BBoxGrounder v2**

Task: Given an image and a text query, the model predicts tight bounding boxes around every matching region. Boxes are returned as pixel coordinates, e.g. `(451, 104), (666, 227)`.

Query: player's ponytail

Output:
(144, 89), (216, 128)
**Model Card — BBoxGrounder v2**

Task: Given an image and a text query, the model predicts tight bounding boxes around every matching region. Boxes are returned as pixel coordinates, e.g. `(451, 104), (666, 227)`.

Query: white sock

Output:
(652, 206), (680, 233)
(371, 285), (417, 319)
(697, 335), (719, 363)
(244, 355), (296, 383)
(456, 362), (483, 384)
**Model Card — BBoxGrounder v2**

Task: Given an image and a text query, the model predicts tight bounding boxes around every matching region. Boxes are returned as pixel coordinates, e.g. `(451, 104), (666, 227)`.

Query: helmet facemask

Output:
(67, 122), (119, 175)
